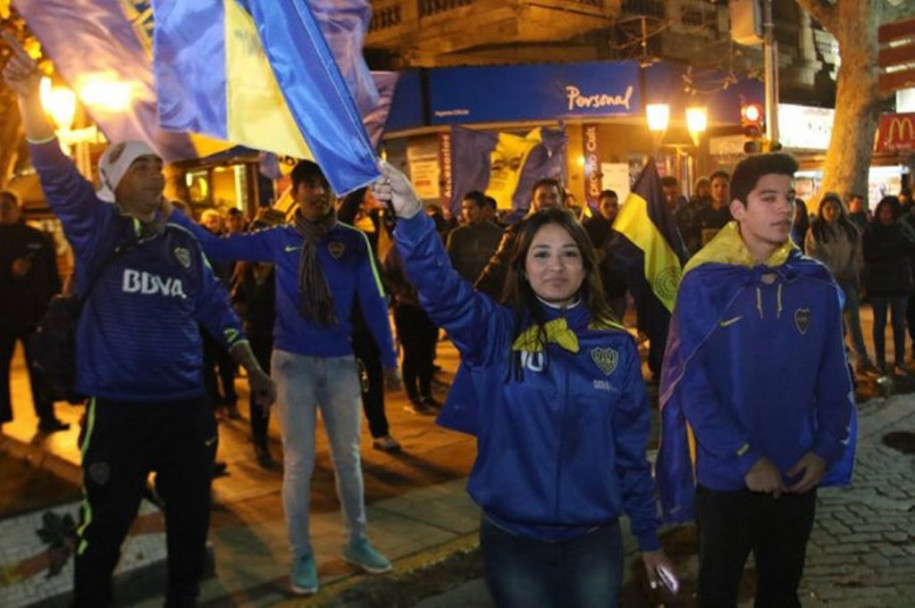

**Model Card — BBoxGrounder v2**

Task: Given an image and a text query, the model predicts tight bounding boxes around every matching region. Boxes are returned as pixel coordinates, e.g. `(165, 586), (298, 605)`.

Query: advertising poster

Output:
(601, 163), (631, 205)
(407, 140), (442, 201)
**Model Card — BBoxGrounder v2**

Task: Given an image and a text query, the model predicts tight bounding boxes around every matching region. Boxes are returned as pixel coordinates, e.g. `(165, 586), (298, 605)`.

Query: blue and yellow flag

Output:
(16, 0), (228, 161)
(449, 125), (567, 217)
(152, 0), (380, 194)
(606, 161), (688, 361)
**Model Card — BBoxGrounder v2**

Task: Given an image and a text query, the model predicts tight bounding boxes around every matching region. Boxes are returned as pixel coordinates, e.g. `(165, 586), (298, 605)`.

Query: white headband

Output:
(96, 141), (159, 203)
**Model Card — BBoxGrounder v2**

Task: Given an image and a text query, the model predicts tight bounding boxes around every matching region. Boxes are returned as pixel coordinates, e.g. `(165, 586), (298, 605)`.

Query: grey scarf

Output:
(292, 209), (337, 326)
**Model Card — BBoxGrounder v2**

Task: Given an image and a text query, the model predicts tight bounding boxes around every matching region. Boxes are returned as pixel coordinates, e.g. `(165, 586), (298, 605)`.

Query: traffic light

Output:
(740, 102), (764, 137)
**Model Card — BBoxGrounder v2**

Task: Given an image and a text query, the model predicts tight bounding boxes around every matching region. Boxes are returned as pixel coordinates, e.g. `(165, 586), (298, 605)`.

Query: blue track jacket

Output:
(396, 213), (661, 550)
(169, 213), (397, 368)
(657, 223), (856, 524)
(30, 139), (245, 402)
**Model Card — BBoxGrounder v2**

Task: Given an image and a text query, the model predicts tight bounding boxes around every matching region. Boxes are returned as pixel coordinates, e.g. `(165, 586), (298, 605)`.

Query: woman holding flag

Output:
(373, 163), (674, 606)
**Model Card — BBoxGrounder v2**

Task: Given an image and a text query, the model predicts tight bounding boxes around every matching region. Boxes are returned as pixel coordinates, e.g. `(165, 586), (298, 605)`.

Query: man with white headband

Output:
(3, 33), (276, 607)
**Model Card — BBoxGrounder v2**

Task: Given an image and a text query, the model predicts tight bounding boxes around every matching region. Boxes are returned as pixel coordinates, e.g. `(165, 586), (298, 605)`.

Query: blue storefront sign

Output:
(428, 61), (642, 124)
(385, 69), (426, 132)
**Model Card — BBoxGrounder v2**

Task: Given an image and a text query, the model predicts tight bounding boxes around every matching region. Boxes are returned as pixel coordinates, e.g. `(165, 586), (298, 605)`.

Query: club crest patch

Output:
(173, 247), (192, 269)
(591, 347), (619, 376)
(795, 308), (811, 335)
(327, 241), (345, 259)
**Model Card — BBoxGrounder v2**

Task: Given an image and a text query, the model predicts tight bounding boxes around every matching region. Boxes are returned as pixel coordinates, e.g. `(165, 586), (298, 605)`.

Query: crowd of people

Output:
(0, 30), (899, 608)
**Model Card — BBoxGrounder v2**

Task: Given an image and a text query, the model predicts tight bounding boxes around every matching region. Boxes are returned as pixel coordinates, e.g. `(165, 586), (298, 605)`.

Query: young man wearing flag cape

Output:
(656, 152), (856, 608)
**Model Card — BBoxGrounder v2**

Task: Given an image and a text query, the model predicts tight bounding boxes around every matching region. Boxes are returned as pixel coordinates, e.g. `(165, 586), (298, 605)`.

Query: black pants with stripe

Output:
(74, 397), (214, 607)
(696, 484), (817, 608)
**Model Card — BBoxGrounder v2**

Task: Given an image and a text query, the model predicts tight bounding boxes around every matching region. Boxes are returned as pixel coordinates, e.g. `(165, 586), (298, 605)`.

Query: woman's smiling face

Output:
(524, 223), (584, 307)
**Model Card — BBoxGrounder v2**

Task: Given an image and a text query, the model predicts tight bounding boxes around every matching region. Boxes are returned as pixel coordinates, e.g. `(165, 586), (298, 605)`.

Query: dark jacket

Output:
(473, 223), (518, 302)
(862, 220), (915, 297)
(0, 222), (61, 332)
(446, 220), (504, 284)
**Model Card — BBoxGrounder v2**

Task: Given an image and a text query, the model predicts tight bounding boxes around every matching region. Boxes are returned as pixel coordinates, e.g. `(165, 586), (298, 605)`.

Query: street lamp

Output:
(40, 77), (76, 132)
(686, 106), (708, 146)
(78, 77), (132, 113)
(646, 103), (670, 133)
(646, 103), (669, 155)
(39, 77), (96, 178)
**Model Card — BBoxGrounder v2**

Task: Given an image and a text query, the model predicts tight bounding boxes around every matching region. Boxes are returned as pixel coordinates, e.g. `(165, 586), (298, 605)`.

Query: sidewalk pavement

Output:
(1, 304), (914, 606)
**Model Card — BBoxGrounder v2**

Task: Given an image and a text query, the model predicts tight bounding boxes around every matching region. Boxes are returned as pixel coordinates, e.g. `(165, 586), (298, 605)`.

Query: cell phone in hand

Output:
(655, 565), (679, 594)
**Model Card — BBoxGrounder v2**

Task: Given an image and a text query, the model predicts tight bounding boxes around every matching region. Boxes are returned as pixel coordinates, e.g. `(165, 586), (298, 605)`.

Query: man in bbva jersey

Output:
(3, 34), (276, 607)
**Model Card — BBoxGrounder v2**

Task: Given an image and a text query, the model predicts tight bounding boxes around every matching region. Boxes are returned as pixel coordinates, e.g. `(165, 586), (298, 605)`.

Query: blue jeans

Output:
(871, 295), (908, 368)
(480, 517), (623, 607)
(272, 350), (366, 558)
(839, 281), (870, 364)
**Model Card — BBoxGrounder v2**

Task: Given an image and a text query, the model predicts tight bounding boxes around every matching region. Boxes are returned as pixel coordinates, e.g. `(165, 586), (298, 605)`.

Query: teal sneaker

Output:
(342, 539), (392, 574)
(290, 553), (318, 595)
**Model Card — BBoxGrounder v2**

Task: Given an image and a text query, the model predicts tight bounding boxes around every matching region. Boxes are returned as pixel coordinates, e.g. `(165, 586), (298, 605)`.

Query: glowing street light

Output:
(686, 106), (708, 146)
(40, 77), (76, 132)
(39, 77), (98, 179)
(78, 77), (132, 112)
(646, 103), (670, 133)
(646, 103), (670, 154)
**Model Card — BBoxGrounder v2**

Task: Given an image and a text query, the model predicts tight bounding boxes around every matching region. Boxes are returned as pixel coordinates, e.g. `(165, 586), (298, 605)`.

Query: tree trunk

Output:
(816, 1), (881, 204)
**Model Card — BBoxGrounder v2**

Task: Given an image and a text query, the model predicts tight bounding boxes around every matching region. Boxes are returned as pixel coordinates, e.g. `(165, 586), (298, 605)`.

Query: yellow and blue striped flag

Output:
(153, 0), (380, 194)
(606, 161), (688, 364)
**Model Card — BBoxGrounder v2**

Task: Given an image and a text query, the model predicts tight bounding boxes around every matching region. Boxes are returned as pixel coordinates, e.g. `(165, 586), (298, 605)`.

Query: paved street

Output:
(1, 305), (914, 606)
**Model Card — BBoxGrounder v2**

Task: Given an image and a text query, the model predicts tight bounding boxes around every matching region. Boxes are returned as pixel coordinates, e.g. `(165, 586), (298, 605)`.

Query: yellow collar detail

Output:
(684, 221), (797, 275)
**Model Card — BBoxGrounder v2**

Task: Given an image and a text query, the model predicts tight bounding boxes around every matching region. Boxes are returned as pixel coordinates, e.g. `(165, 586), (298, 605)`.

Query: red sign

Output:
(878, 17), (915, 95)
(875, 113), (915, 153)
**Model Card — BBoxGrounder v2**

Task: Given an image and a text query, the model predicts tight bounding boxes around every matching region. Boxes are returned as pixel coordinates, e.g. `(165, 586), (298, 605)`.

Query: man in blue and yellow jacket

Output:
(657, 152), (856, 608)
(3, 34), (276, 607)
(169, 160), (401, 595)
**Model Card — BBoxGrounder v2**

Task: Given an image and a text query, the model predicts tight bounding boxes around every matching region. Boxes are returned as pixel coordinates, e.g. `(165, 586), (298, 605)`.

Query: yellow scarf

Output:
(510, 316), (624, 353)
(684, 221), (797, 276)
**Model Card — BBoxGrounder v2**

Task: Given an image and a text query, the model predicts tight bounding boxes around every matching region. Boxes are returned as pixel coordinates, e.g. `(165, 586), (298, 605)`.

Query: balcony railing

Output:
(418, 0), (474, 18)
(621, 0), (664, 19)
(370, 3), (403, 32)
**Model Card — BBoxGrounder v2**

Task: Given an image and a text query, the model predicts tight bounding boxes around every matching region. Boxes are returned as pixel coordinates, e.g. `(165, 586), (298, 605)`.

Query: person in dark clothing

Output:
(481, 195), (499, 225)
(232, 256), (280, 469)
(200, 209), (240, 421)
(807, 192), (874, 375)
(790, 193), (810, 252)
(694, 170), (732, 247)
(862, 196), (915, 376)
(661, 176), (697, 258)
(581, 189), (616, 252)
(898, 188), (912, 215)
(382, 245), (440, 415)
(682, 177), (711, 256)
(338, 189), (401, 451)
(446, 190), (504, 284)
(425, 203), (453, 243)
(0, 190), (69, 433)
(847, 193), (869, 233)
(582, 190), (627, 322)
(903, 200), (915, 358)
